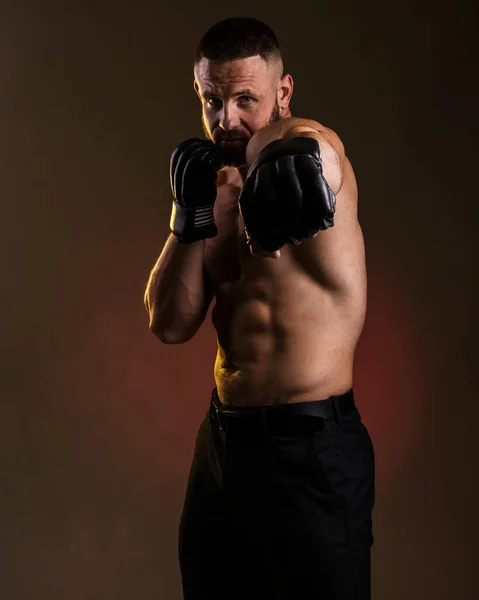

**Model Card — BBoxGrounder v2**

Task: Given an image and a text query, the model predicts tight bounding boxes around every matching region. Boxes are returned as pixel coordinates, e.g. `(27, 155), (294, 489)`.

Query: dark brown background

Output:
(1, 1), (477, 598)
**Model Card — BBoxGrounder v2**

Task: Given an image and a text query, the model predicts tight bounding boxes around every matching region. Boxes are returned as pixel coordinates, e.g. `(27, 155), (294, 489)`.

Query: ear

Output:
(277, 74), (294, 111)
(194, 80), (201, 99)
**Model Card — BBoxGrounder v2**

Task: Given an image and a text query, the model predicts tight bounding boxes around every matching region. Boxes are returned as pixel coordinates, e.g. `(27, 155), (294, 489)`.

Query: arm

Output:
(242, 117), (346, 259)
(144, 233), (214, 344)
(242, 117), (361, 292)
(246, 117), (345, 195)
(145, 137), (222, 343)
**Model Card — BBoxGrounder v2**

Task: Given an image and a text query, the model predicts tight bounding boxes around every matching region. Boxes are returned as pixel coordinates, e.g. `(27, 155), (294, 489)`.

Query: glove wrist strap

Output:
(170, 201), (217, 243)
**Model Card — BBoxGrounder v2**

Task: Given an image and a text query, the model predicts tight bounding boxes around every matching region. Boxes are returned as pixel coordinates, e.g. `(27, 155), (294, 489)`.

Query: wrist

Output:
(170, 200), (217, 243)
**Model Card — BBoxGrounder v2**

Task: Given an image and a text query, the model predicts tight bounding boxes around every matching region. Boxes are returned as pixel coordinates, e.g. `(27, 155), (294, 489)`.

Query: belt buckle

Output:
(210, 397), (226, 431)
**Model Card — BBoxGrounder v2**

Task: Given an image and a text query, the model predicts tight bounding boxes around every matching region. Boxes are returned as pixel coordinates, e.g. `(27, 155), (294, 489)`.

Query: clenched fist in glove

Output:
(239, 136), (336, 253)
(169, 138), (223, 243)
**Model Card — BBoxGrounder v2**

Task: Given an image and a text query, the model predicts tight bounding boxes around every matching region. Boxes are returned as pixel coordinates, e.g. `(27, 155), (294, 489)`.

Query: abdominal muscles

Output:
(211, 266), (364, 407)
(205, 175), (366, 407)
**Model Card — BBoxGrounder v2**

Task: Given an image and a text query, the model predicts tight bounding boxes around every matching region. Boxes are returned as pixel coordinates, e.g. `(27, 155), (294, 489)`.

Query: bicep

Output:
(291, 157), (363, 292)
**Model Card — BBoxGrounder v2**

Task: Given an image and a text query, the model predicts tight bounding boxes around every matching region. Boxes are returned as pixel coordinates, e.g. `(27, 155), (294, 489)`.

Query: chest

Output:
(203, 179), (299, 296)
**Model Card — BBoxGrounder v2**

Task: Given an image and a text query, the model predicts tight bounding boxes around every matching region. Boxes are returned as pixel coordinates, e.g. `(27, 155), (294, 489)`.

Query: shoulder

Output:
(246, 117), (345, 169)
(284, 118), (345, 159)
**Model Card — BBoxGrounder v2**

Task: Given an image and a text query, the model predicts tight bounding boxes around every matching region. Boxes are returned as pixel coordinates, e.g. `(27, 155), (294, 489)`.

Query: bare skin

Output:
(158, 56), (367, 407)
(205, 148), (366, 407)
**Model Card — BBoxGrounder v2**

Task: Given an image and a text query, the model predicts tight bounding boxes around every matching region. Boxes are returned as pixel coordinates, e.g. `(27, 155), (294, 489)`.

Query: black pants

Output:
(178, 388), (375, 600)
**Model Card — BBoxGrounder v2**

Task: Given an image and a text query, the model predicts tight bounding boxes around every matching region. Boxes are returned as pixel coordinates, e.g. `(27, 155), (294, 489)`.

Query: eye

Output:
(205, 97), (221, 108)
(239, 96), (255, 105)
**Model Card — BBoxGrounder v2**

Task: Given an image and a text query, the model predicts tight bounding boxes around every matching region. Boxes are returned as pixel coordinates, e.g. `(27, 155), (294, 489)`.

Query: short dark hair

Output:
(195, 17), (282, 65)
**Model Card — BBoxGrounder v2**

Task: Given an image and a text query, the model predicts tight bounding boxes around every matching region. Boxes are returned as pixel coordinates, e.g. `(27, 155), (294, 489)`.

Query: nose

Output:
(218, 103), (240, 131)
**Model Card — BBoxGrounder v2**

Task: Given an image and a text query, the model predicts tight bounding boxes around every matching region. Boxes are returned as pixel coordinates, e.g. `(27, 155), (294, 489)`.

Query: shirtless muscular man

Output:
(144, 17), (375, 600)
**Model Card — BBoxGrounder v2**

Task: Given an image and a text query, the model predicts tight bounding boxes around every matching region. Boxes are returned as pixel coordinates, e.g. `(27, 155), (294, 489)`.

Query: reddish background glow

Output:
(1, 2), (477, 600)
(354, 256), (428, 483)
(51, 243), (428, 493)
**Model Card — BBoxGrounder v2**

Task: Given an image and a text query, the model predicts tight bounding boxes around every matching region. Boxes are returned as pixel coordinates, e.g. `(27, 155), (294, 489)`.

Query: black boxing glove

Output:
(169, 138), (223, 243)
(238, 136), (336, 253)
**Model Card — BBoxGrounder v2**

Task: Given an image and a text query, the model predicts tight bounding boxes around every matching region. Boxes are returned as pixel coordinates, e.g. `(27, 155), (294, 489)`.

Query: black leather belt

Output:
(209, 388), (356, 436)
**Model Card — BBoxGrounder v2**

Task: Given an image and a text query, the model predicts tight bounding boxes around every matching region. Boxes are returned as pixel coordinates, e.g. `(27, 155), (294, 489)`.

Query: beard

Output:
(203, 98), (282, 168)
(268, 98), (281, 126)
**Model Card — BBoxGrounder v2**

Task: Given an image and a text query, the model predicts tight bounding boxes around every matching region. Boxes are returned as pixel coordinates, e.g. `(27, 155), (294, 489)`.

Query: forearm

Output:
(144, 233), (210, 343)
(245, 117), (344, 194)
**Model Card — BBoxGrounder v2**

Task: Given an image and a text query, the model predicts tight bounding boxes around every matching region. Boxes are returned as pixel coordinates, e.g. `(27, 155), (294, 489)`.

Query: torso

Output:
(204, 160), (367, 407)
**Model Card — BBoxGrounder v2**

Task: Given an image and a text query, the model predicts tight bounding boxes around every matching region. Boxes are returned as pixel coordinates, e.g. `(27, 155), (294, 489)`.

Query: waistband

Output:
(209, 387), (356, 436)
